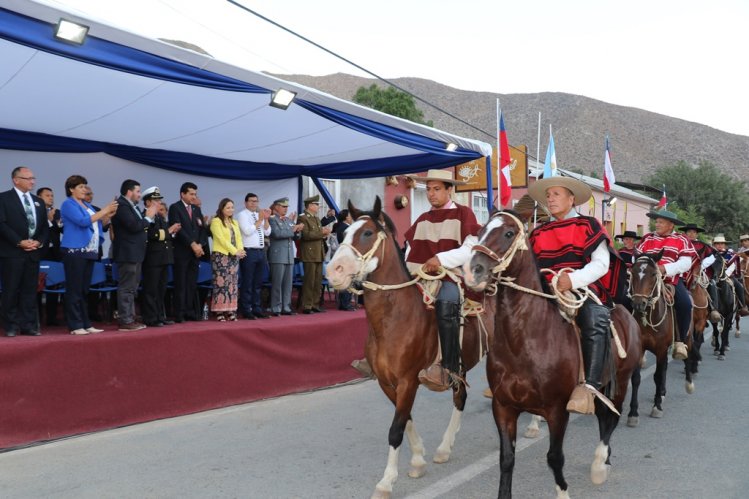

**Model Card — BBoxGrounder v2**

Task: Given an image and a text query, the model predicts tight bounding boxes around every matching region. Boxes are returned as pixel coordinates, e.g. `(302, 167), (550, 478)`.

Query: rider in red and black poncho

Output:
(528, 175), (625, 415)
(637, 209), (698, 360)
(679, 223), (721, 323)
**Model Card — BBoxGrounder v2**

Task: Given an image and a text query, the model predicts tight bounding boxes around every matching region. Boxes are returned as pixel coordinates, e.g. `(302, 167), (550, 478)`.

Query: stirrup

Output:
(567, 384), (620, 416)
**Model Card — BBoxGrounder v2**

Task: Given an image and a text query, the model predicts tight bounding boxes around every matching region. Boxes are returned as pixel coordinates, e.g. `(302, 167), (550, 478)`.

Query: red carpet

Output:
(0, 309), (368, 450)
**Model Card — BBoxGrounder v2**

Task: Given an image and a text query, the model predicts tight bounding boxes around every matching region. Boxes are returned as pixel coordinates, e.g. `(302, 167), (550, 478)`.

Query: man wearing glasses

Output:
(0, 167), (49, 336)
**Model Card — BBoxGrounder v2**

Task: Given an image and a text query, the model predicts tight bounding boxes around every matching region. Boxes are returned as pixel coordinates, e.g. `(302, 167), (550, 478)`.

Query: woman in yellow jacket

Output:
(209, 198), (246, 321)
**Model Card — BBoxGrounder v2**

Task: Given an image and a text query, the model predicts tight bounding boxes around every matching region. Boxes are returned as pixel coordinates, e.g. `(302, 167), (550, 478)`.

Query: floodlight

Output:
(55, 19), (89, 45)
(445, 143), (458, 152)
(607, 197), (618, 206)
(270, 89), (296, 110)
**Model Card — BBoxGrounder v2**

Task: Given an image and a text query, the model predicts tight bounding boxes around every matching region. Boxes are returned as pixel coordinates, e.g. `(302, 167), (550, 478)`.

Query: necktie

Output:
(187, 204), (193, 220)
(255, 212), (264, 248)
(23, 194), (36, 238)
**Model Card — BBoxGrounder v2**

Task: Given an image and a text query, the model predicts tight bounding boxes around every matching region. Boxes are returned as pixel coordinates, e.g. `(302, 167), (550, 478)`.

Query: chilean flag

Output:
(657, 184), (668, 208)
(498, 111), (512, 207)
(603, 135), (615, 192)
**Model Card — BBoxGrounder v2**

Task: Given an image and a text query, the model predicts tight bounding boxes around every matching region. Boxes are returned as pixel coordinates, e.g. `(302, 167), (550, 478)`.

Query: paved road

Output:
(1, 317), (747, 498)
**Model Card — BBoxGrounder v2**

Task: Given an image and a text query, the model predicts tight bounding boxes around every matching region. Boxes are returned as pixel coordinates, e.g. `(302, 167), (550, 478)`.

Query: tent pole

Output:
(485, 154), (494, 212)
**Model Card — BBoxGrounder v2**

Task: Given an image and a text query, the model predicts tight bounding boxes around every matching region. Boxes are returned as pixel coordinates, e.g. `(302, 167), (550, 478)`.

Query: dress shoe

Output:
(145, 321), (165, 327)
(281, 311), (296, 316)
(70, 328), (90, 335)
(303, 309), (314, 315)
(118, 322), (147, 332)
(5, 330), (18, 337)
(311, 307), (326, 313)
(243, 313), (257, 320)
(21, 330), (41, 336)
(85, 327), (104, 334)
(161, 320), (175, 326)
(254, 311), (269, 319)
(340, 306), (357, 312)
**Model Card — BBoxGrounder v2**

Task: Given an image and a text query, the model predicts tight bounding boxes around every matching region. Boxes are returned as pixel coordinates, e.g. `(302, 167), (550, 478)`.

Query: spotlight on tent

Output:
(270, 89), (297, 110)
(606, 197), (618, 206)
(445, 143), (458, 152)
(55, 19), (89, 45)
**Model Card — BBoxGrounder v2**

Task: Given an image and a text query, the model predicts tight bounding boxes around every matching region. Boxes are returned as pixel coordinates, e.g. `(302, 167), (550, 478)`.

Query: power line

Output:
(225, 0), (535, 160)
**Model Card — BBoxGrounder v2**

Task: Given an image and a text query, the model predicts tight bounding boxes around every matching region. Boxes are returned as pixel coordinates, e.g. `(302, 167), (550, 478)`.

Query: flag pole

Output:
(601, 135), (606, 225)
(496, 98), (501, 208)
(534, 112), (541, 226)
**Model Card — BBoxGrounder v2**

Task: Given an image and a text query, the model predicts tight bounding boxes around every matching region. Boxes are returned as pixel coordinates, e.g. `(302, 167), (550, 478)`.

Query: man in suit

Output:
(298, 195), (331, 314)
(36, 186), (63, 326)
(141, 187), (180, 327)
(112, 179), (157, 331)
(168, 182), (208, 322)
(268, 197), (303, 316)
(0, 166), (49, 336)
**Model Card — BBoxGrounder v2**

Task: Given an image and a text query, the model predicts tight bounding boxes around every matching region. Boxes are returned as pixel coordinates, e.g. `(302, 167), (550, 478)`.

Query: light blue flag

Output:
(543, 130), (557, 178)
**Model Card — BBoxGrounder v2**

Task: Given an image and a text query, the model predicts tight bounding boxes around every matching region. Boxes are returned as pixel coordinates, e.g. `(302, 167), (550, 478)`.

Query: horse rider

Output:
(637, 209), (697, 360)
(679, 223), (721, 323)
(397, 169), (482, 392)
(527, 175), (625, 415)
(614, 230), (640, 267)
(712, 234), (749, 316)
(739, 234), (749, 254)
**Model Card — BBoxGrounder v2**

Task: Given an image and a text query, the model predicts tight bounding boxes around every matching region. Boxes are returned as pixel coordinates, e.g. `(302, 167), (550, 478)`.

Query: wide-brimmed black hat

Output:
(646, 208), (683, 225)
(615, 230), (641, 241)
(678, 223), (705, 233)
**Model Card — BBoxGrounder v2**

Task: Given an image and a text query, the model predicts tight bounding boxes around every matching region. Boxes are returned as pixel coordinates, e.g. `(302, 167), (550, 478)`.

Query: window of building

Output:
(306, 177), (340, 215)
(410, 183), (431, 221)
(471, 193), (490, 225)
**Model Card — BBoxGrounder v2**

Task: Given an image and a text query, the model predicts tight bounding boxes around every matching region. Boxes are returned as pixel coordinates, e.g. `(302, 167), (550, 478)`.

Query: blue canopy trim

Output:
(0, 127), (481, 180)
(0, 7), (267, 93)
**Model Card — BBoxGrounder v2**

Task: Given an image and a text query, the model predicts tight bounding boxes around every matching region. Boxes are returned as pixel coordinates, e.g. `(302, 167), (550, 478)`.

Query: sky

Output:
(41, 0), (749, 137)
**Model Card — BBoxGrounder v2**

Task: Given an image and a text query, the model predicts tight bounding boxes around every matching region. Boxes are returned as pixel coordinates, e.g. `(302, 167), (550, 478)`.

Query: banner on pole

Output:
(455, 145), (528, 192)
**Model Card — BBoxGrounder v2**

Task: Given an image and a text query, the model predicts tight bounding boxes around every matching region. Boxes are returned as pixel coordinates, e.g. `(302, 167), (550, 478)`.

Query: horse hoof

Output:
(524, 427), (540, 439)
(650, 407), (664, 418)
(714, 350), (720, 356)
(627, 416), (639, 427)
(591, 463), (610, 485)
(371, 488), (391, 499)
(432, 450), (450, 464)
(408, 463), (427, 478)
(726, 346), (731, 351)
(718, 354), (726, 361)
(686, 382), (695, 394)
(736, 331), (741, 338)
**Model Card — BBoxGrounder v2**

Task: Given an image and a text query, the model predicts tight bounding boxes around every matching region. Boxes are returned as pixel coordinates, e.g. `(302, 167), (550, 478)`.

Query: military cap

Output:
(273, 197), (289, 207)
(304, 194), (320, 205)
(142, 186), (163, 200)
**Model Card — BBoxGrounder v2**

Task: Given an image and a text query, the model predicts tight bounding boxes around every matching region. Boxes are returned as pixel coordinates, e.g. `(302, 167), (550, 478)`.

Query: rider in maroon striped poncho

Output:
(637, 209), (698, 360)
(404, 170), (481, 392)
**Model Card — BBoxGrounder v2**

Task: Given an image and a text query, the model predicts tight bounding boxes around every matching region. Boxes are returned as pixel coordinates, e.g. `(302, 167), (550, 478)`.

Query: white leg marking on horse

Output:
(686, 380), (695, 394)
(590, 441), (610, 485)
(373, 446), (399, 498)
(404, 420), (427, 478)
(477, 218), (504, 245)
(523, 414), (542, 439)
(434, 408), (463, 463)
(555, 484), (571, 498)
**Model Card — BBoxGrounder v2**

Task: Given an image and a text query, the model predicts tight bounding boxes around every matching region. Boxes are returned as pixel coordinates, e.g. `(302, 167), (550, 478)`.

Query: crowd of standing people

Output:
(0, 166), (355, 338)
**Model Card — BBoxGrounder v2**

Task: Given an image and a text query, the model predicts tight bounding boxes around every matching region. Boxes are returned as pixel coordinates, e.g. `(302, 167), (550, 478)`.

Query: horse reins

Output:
(629, 256), (671, 328)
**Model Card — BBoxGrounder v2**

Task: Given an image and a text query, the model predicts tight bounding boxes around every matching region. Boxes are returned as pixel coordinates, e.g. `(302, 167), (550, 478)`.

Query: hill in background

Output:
(276, 73), (749, 185)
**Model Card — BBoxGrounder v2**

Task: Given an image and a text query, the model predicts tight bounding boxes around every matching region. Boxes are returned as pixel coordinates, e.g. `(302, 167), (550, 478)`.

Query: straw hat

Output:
(528, 176), (592, 207)
(740, 234), (749, 241)
(712, 234), (729, 244)
(410, 169), (467, 185)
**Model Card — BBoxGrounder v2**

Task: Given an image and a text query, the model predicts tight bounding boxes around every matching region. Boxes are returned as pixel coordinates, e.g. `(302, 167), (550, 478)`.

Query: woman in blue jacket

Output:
(60, 175), (117, 335)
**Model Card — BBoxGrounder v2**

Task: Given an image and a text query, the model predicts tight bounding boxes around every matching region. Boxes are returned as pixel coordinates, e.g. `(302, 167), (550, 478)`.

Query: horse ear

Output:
(348, 199), (361, 220)
(373, 196), (382, 218)
(653, 248), (665, 263)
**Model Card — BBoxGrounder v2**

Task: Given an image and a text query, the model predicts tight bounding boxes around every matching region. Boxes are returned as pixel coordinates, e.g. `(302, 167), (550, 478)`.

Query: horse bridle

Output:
(471, 211), (529, 285)
(629, 255), (669, 327)
(336, 215), (389, 286)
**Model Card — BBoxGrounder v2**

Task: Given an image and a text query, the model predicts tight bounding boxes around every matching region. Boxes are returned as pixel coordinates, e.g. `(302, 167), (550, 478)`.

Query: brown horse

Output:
(326, 197), (492, 499)
(463, 211), (641, 499)
(628, 252), (695, 424)
(736, 253), (749, 338)
(686, 265), (710, 377)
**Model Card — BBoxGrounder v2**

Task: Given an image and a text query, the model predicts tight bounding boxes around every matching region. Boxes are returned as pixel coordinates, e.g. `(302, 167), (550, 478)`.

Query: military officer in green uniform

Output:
(298, 195), (332, 313)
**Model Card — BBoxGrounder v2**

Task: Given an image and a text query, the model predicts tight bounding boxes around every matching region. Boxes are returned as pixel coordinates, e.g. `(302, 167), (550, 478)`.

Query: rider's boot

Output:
(419, 300), (462, 392)
(735, 279), (749, 316)
(708, 280), (722, 323)
(567, 302), (610, 415)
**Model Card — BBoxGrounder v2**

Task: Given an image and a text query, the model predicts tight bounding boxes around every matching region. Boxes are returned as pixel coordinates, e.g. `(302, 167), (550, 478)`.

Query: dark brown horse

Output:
(628, 252), (695, 424)
(686, 264), (710, 377)
(739, 253), (749, 338)
(326, 197), (492, 499)
(463, 211), (641, 499)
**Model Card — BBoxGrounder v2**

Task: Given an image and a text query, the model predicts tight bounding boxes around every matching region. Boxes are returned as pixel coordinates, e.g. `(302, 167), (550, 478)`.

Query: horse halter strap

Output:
(471, 211), (529, 278)
(336, 216), (388, 284)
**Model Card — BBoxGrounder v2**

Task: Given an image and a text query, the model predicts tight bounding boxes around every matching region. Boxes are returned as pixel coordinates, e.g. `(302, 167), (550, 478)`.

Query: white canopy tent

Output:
(0, 0), (492, 213)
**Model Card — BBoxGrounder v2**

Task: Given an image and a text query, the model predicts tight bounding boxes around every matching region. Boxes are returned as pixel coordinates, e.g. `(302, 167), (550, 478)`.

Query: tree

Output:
(353, 84), (433, 126)
(647, 160), (749, 241)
